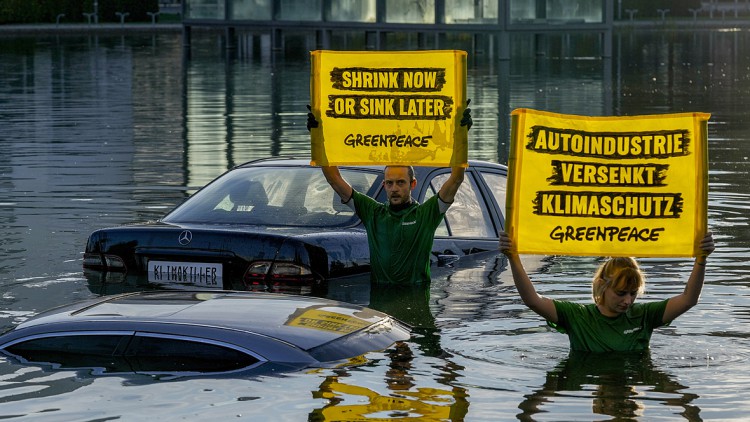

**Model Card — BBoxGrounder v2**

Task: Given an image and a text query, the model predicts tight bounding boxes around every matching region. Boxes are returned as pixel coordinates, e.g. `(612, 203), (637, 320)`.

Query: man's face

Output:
(383, 167), (416, 206)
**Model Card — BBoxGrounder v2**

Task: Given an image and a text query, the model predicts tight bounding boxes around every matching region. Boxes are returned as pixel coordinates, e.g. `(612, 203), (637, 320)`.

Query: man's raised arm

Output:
(437, 99), (471, 203)
(438, 166), (466, 204)
(321, 166), (353, 203)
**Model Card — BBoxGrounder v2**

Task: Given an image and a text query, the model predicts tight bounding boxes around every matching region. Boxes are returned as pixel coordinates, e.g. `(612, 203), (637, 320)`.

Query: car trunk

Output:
(85, 222), (327, 290)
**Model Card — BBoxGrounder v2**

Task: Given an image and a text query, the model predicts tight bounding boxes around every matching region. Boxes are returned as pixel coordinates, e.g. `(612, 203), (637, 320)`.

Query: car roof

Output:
(237, 156), (381, 170)
(4, 291), (406, 352)
(236, 156), (506, 172)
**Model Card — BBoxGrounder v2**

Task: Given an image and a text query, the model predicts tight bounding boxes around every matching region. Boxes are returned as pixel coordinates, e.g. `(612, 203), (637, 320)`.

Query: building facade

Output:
(181, 0), (613, 59)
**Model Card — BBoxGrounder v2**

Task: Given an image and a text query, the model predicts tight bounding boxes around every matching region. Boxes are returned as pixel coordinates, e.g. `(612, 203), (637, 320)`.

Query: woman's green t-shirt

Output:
(548, 299), (669, 352)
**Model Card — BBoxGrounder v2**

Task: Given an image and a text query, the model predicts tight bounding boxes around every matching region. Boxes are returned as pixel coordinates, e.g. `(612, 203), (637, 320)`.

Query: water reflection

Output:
(1, 28), (750, 420)
(0, 359), (96, 409)
(308, 340), (469, 421)
(309, 281), (471, 419)
(367, 284), (442, 356)
(517, 351), (700, 420)
(309, 343), (469, 421)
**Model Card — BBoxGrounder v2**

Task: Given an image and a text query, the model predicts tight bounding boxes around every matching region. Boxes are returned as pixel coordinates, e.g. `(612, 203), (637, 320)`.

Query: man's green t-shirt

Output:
(548, 299), (669, 352)
(352, 190), (445, 284)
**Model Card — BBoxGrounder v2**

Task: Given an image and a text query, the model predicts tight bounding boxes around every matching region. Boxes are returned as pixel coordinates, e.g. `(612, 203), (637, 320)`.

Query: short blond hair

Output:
(591, 257), (645, 305)
(384, 165), (415, 181)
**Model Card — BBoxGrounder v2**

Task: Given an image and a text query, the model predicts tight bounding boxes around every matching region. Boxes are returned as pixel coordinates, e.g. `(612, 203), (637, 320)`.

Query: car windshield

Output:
(162, 166), (381, 227)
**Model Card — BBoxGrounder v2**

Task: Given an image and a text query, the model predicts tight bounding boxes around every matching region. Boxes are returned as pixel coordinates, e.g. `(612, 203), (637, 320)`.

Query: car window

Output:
(4, 334), (134, 372)
(425, 172), (495, 238)
(127, 334), (260, 372)
(163, 167), (379, 227)
(2, 333), (261, 374)
(6, 334), (130, 355)
(479, 171), (507, 226)
(298, 169), (379, 217)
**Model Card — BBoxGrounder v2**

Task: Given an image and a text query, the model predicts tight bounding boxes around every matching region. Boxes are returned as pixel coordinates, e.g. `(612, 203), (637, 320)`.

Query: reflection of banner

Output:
(310, 377), (469, 421)
(507, 109), (710, 257)
(309, 50), (468, 167)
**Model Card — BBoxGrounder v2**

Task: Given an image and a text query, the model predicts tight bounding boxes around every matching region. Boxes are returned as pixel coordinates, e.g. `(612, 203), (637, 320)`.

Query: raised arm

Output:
(437, 166), (466, 204)
(499, 231), (558, 323)
(309, 107), (354, 202)
(321, 166), (353, 203)
(437, 99), (471, 203)
(662, 231), (715, 324)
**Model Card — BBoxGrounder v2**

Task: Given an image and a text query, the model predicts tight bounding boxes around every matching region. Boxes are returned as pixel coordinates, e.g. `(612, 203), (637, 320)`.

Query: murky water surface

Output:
(0, 29), (748, 420)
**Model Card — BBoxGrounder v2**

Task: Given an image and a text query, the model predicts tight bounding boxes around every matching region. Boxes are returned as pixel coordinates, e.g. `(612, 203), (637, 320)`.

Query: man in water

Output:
(309, 103), (472, 284)
(321, 164), (464, 284)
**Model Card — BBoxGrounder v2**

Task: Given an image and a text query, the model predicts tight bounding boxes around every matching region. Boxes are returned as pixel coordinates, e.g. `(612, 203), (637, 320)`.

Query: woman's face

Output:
(598, 287), (638, 317)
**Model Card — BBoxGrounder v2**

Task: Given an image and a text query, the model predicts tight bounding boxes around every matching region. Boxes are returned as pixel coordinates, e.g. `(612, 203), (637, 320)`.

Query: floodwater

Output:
(0, 28), (749, 420)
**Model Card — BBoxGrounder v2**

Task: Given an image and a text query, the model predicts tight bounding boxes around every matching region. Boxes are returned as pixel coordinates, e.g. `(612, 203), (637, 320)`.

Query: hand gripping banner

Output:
(506, 109), (710, 257)
(309, 50), (468, 167)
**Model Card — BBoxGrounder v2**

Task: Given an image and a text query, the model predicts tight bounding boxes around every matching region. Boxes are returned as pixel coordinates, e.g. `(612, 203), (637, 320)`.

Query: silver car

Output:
(0, 290), (411, 377)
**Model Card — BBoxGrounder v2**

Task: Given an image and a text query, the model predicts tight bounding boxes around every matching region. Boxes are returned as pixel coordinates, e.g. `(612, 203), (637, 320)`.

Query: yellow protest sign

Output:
(506, 109), (710, 257)
(309, 50), (468, 167)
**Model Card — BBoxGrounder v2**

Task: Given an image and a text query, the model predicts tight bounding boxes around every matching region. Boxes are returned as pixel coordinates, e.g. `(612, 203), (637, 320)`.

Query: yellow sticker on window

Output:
(286, 308), (370, 334)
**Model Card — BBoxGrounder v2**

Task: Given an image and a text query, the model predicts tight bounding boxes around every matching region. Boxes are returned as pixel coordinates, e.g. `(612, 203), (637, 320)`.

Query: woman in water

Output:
(498, 231), (715, 352)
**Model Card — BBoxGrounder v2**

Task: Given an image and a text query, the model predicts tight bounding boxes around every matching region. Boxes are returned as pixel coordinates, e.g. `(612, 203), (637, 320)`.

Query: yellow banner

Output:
(309, 50), (468, 167)
(506, 109), (710, 257)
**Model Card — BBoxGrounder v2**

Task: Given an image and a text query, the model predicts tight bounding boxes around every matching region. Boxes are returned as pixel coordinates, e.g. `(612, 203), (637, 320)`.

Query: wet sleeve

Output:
(547, 300), (573, 334)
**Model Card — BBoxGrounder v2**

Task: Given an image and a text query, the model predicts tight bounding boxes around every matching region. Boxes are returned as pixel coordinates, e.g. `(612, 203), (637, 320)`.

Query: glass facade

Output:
(184, 0), (604, 25)
(231, 0), (272, 20)
(385, 0), (435, 24)
(510, 0), (604, 23)
(445, 0), (499, 24)
(326, 0), (376, 22)
(186, 0), (224, 19)
(324, 0), (377, 22)
(546, 0), (603, 22)
(276, 0), (322, 20)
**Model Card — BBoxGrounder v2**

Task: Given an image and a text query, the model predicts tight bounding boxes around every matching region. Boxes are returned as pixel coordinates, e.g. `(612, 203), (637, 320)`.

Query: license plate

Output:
(148, 260), (222, 287)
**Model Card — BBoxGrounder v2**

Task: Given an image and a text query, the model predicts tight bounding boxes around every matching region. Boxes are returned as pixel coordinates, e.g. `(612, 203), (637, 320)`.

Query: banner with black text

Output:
(506, 109), (710, 257)
(309, 50), (468, 167)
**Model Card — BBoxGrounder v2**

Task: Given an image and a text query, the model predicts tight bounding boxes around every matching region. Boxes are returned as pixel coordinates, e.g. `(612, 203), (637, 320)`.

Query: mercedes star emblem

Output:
(178, 230), (193, 245)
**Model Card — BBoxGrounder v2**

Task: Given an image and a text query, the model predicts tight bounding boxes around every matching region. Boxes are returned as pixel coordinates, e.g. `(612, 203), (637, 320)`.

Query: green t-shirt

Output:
(549, 299), (669, 352)
(352, 190), (445, 284)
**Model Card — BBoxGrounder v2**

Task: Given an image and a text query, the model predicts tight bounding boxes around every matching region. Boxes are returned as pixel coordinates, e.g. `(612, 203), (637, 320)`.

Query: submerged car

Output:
(83, 156), (507, 290)
(0, 290), (410, 377)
